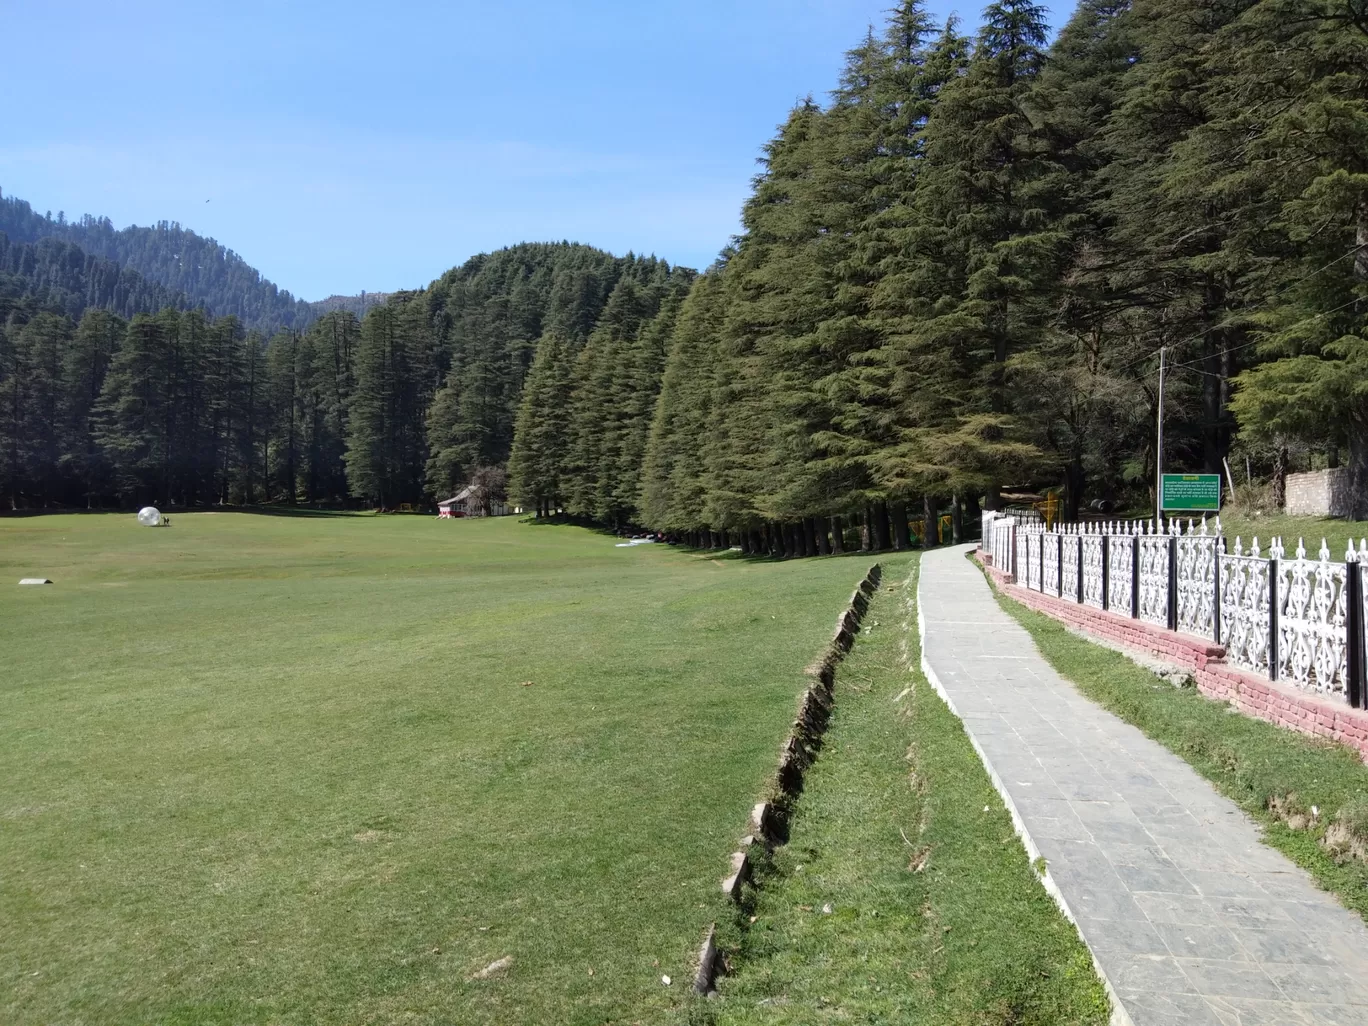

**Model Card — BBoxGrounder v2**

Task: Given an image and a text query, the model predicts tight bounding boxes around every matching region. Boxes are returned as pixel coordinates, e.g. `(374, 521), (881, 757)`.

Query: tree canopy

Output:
(4, 0), (1367, 531)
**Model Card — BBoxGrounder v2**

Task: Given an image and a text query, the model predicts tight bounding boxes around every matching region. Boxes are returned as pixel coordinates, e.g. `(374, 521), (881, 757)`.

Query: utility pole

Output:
(1155, 345), (1166, 525)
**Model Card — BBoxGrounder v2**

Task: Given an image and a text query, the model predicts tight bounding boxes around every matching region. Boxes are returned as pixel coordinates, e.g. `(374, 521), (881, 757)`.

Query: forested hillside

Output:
(0, 242), (689, 509)
(0, 192), (315, 333)
(3, 0), (1367, 544)
(1, 232), (194, 325)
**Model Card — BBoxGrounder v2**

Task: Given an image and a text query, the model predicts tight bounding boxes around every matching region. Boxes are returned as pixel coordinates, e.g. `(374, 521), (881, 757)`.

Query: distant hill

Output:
(0, 189), (345, 335)
(0, 230), (198, 326)
(308, 291), (393, 319)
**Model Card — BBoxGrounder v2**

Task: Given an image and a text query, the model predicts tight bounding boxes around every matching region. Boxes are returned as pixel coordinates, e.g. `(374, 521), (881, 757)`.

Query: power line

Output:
(1164, 295), (1365, 378)
(1111, 242), (1368, 375)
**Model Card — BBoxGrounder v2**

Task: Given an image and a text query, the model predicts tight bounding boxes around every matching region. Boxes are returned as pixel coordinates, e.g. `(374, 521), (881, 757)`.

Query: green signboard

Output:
(1161, 473), (1222, 511)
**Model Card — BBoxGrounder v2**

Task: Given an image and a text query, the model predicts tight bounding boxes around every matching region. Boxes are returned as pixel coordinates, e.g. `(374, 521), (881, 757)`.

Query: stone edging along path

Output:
(691, 562), (883, 995)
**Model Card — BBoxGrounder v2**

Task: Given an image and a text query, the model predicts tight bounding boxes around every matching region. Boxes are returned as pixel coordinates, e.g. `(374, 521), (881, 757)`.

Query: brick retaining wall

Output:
(1285, 467), (1352, 517)
(978, 555), (1368, 760)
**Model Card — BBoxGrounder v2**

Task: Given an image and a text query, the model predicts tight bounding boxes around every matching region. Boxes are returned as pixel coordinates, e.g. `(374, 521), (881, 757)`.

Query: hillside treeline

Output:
(4, 0), (1368, 539)
(0, 193), (319, 335)
(1, 232), (197, 326)
(0, 244), (688, 509)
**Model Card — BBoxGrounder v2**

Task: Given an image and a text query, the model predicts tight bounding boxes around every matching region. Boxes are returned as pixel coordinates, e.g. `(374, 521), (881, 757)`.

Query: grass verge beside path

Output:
(986, 568), (1368, 923)
(705, 559), (1109, 1026)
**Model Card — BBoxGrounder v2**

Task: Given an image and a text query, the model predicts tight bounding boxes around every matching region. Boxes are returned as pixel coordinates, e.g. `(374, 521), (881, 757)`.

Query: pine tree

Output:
(62, 309), (123, 505)
(345, 297), (432, 505)
(507, 332), (576, 514)
(641, 272), (728, 532)
(1101, 0), (1261, 487)
(267, 330), (302, 501)
(1223, 1), (1368, 513)
(96, 312), (172, 504)
(1017, 0), (1141, 516)
(880, 2), (1056, 512)
(564, 277), (655, 525)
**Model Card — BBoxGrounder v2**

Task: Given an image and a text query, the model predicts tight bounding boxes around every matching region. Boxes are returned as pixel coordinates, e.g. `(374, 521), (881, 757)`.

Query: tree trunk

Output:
(873, 501), (891, 551)
(1064, 455), (1084, 521)
(749, 528), (763, 555)
(965, 493), (982, 526)
(1272, 444), (1288, 510)
(1201, 280), (1233, 476)
(891, 501), (910, 551)
(831, 515), (845, 554)
(816, 517), (831, 555)
(951, 494), (963, 544)
(923, 494), (937, 550)
(1349, 422), (1368, 521)
(739, 531), (750, 555)
(861, 504), (874, 550)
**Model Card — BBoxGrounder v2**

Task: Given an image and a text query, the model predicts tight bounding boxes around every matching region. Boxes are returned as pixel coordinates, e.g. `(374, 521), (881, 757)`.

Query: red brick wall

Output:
(976, 553), (1368, 760)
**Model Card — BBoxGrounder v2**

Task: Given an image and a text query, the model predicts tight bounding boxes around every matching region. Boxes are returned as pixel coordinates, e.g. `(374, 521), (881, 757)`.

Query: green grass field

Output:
(0, 513), (879, 1026)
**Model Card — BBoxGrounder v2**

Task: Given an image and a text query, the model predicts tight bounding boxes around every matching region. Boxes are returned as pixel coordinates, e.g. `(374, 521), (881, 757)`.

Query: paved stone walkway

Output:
(918, 546), (1368, 1026)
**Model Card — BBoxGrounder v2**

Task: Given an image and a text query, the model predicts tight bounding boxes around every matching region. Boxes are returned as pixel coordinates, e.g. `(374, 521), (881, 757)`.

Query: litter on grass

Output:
(472, 956), (513, 979)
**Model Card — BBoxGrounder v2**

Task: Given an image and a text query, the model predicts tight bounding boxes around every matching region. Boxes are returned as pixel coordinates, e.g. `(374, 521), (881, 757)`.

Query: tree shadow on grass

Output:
(515, 513), (939, 564)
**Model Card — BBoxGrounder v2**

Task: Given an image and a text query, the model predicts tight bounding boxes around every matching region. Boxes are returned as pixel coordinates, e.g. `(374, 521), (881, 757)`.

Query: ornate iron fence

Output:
(1220, 539), (1274, 677)
(979, 512), (1368, 711)
(1061, 528), (1080, 601)
(1177, 524), (1221, 639)
(1137, 529), (1171, 628)
(1107, 526), (1135, 614)
(1043, 531), (1060, 595)
(1275, 539), (1348, 697)
(1082, 534), (1105, 610)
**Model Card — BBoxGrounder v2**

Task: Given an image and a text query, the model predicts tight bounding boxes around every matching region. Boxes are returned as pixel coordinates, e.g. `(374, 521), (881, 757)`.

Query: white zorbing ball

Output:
(137, 506), (161, 526)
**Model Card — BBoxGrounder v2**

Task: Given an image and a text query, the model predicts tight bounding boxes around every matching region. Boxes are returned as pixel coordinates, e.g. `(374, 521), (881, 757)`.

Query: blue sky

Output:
(1, 1), (1075, 301)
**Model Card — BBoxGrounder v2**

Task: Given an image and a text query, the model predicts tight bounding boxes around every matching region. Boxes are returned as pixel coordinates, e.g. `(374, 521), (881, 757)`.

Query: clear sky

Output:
(0, 1), (1075, 301)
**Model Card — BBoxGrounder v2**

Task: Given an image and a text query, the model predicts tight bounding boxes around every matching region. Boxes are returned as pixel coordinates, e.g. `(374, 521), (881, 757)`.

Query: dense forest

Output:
(0, 192), (377, 334)
(1, 232), (194, 325)
(0, 242), (687, 510)
(3, 0), (1368, 551)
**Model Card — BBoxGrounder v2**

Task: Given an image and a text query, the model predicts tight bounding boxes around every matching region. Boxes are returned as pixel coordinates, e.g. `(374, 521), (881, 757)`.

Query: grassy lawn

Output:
(0, 512), (880, 1026)
(986, 569), (1368, 924)
(702, 559), (1110, 1026)
(1217, 511), (1368, 559)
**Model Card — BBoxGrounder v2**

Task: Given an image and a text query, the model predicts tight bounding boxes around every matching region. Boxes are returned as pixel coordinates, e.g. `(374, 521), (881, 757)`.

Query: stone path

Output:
(918, 546), (1368, 1026)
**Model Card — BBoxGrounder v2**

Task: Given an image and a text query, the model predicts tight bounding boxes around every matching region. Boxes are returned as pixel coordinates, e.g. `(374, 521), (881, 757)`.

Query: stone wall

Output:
(1285, 467), (1351, 517)
(693, 562), (883, 995)
(978, 557), (1368, 761)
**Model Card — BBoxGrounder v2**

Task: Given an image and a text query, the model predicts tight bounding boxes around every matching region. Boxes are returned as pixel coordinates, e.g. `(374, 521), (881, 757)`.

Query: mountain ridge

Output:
(0, 188), (392, 334)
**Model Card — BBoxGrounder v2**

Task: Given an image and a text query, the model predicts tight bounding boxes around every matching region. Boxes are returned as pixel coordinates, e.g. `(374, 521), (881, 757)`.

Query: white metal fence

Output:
(979, 512), (1368, 709)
